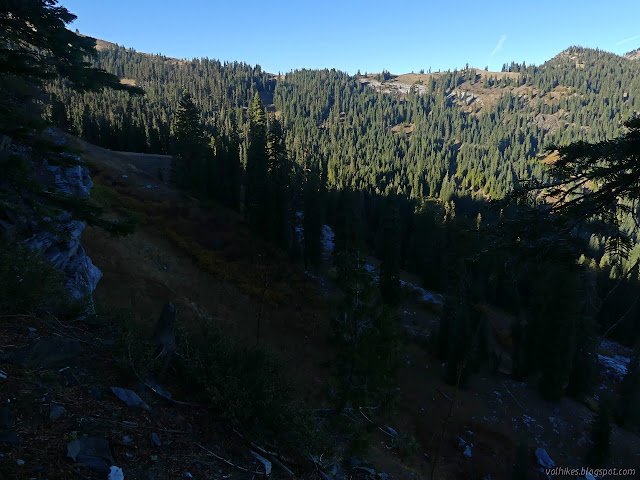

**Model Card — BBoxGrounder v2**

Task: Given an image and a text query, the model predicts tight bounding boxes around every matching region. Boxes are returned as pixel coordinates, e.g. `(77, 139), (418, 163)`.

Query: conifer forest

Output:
(1, 1), (640, 479)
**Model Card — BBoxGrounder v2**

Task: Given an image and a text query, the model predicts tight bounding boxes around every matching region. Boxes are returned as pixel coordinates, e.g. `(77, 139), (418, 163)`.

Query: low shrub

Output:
(179, 319), (317, 450)
(0, 239), (67, 315)
(105, 304), (319, 454)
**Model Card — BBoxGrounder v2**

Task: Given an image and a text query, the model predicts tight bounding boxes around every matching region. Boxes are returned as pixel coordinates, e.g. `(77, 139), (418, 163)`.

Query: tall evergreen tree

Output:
(49, 92), (69, 131)
(615, 343), (640, 429)
(0, 0), (141, 237)
(436, 261), (478, 386)
(566, 270), (599, 399)
(245, 92), (269, 234)
(531, 265), (578, 401)
(267, 117), (291, 249)
(302, 158), (323, 270)
(513, 117), (640, 271)
(331, 249), (399, 411)
(171, 91), (206, 191)
(80, 103), (98, 143)
(332, 187), (362, 257)
(219, 111), (242, 210)
(378, 196), (402, 306)
(436, 222), (488, 386)
(510, 313), (529, 381)
(587, 399), (612, 468)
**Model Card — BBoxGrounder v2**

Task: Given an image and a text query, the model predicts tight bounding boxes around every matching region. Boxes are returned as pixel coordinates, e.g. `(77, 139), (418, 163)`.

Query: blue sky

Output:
(61, 0), (640, 75)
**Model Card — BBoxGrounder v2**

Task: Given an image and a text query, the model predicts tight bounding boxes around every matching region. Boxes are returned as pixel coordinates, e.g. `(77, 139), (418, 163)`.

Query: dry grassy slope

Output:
(94, 38), (118, 51)
(67, 138), (463, 478)
(92, 36), (189, 69)
(71, 137), (330, 403)
(67, 138), (640, 479)
(626, 48), (640, 61)
(361, 70), (579, 141)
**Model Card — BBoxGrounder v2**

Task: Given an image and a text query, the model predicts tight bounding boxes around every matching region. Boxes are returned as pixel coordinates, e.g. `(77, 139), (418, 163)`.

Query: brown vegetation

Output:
(6, 137), (633, 478)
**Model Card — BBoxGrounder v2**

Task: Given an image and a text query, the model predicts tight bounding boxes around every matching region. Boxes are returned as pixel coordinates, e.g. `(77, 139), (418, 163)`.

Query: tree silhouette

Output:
(1, 0), (141, 236)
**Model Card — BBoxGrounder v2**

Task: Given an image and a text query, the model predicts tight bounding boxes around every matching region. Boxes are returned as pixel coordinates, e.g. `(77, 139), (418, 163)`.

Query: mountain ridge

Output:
(85, 32), (640, 77)
(626, 47), (640, 60)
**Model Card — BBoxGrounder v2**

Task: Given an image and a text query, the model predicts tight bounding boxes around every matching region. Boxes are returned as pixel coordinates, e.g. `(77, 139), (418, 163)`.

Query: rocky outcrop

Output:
(24, 157), (102, 299)
(625, 47), (640, 61)
(2, 135), (102, 300)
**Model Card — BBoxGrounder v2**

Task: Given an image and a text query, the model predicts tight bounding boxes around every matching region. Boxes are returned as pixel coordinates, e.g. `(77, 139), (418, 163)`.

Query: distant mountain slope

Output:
(94, 38), (117, 51)
(275, 46), (640, 198)
(49, 42), (640, 201)
(626, 47), (640, 60)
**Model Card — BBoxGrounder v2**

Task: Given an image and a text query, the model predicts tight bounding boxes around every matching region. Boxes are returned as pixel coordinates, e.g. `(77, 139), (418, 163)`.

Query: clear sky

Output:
(60, 0), (640, 75)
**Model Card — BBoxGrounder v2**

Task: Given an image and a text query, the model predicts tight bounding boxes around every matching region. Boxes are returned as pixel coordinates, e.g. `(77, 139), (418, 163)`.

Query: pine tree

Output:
(516, 117), (640, 267)
(245, 92), (269, 234)
(534, 268), (578, 401)
(220, 111), (241, 210)
(615, 344), (640, 429)
(510, 314), (529, 380)
(587, 400), (612, 468)
(498, 253), (581, 402)
(302, 158), (323, 270)
(437, 263), (476, 386)
(0, 0), (141, 237)
(332, 187), (362, 257)
(436, 221), (488, 386)
(566, 271), (599, 400)
(267, 118), (291, 249)
(378, 196), (402, 306)
(171, 91), (206, 191)
(331, 249), (399, 411)
(81, 104), (97, 143)
(49, 92), (69, 131)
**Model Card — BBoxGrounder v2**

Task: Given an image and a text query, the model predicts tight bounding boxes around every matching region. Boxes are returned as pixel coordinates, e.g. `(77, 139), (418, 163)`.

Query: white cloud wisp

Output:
(491, 34), (507, 56)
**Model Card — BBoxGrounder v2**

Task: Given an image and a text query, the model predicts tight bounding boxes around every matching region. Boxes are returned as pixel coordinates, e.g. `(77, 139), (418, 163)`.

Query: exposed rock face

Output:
(535, 447), (555, 469)
(39, 157), (94, 197)
(22, 158), (102, 299)
(2, 135), (102, 300)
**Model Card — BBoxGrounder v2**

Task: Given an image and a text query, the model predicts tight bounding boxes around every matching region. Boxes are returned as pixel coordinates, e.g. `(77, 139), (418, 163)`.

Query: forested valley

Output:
(3, 2), (640, 477)
(49, 41), (640, 349)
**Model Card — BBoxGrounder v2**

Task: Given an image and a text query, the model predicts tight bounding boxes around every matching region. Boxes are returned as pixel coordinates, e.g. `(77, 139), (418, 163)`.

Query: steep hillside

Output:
(625, 47), (640, 60)
(274, 47), (640, 204)
(360, 69), (520, 110)
(6, 3), (640, 479)
(0, 137), (332, 479)
(3, 138), (640, 479)
(48, 42), (640, 204)
(43, 43), (640, 349)
(74, 137), (329, 395)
